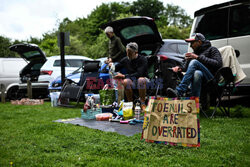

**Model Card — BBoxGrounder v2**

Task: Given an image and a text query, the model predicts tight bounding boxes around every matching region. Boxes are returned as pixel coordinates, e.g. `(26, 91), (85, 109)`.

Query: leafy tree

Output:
(39, 32), (58, 57)
(26, 37), (41, 45)
(130, 0), (164, 19)
(158, 25), (191, 40)
(64, 35), (86, 56)
(0, 36), (16, 57)
(164, 4), (192, 28)
(82, 33), (109, 59)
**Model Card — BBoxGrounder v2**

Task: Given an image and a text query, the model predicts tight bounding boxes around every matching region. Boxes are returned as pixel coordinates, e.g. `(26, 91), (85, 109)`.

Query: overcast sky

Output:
(0, 0), (230, 41)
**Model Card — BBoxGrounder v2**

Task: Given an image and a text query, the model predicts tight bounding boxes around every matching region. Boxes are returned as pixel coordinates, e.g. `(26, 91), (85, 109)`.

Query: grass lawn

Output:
(0, 102), (249, 167)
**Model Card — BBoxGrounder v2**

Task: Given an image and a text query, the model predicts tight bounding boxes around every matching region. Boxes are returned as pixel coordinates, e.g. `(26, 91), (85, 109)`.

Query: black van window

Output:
(194, 8), (228, 40)
(229, 4), (250, 37)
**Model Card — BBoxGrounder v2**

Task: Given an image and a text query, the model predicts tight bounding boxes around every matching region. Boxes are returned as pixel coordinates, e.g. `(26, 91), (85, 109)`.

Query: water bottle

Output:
(134, 102), (141, 120)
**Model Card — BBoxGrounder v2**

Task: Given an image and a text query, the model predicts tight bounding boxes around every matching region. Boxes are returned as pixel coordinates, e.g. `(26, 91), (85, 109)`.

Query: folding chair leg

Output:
(211, 92), (224, 118)
(200, 108), (209, 118)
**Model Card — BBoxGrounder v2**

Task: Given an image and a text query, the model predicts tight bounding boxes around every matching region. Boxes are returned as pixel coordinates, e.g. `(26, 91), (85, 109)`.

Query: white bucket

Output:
(50, 92), (61, 107)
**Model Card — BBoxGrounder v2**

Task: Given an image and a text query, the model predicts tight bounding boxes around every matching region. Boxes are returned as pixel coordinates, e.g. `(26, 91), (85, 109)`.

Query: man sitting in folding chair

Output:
(167, 33), (222, 105)
(109, 42), (149, 111)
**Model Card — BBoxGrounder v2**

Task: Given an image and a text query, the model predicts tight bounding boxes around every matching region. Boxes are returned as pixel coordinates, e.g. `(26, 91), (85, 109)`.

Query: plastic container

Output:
(134, 102), (141, 120)
(81, 109), (102, 119)
(95, 113), (113, 121)
(50, 92), (61, 107)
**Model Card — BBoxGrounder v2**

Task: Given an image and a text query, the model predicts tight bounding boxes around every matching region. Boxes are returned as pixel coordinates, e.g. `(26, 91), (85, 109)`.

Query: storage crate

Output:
(81, 108), (101, 119)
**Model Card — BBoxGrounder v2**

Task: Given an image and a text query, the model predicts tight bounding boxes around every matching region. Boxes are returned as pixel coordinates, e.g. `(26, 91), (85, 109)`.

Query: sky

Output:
(0, 0), (230, 41)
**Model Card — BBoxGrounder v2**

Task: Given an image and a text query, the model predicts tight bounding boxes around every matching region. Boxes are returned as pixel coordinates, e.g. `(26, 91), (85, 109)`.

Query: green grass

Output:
(0, 102), (249, 167)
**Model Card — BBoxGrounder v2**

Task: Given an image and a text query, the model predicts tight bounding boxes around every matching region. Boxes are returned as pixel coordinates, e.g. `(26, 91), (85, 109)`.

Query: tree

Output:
(130, 0), (164, 19)
(164, 4), (192, 28)
(158, 25), (191, 40)
(82, 33), (109, 59)
(0, 36), (16, 57)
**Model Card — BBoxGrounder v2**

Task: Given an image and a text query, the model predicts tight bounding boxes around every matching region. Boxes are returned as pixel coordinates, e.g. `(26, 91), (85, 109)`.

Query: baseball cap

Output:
(126, 42), (138, 52)
(104, 26), (113, 33)
(185, 33), (206, 42)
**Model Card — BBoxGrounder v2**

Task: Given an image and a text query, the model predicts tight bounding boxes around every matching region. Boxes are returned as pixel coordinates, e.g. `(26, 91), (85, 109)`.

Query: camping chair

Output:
(58, 60), (100, 107)
(206, 67), (235, 118)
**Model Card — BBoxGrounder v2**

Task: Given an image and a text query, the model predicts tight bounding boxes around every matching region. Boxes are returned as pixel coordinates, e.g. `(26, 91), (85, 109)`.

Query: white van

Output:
(189, 0), (250, 94)
(0, 58), (27, 99)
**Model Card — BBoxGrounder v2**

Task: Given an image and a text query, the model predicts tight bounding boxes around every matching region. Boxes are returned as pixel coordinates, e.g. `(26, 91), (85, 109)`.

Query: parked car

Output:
(49, 58), (108, 92)
(157, 39), (187, 62)
(9, 43), (48, 98)
(0, 58), (27, 99)
(38, 55), (93, 83)
(49, 67), (83, 91)
(189, 0), (250, 94)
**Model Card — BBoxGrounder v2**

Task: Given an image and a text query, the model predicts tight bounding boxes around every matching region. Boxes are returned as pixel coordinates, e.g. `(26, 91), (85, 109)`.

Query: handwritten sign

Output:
(142, 97), (200, 147)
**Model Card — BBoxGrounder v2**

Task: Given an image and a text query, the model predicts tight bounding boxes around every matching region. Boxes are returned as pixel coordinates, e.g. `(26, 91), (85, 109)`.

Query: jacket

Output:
(182, 40), (222, 75)
(109, 35), (126, 62)
(115, 54), (148, 79)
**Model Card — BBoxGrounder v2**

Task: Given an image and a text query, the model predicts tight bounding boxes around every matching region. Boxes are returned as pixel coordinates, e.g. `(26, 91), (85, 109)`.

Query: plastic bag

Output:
(99, 84), (116, 105)
(122, 102), (133, 120)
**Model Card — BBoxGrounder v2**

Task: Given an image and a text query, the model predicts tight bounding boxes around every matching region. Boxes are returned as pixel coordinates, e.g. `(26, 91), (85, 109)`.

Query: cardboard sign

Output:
(142, 97), (200, 147)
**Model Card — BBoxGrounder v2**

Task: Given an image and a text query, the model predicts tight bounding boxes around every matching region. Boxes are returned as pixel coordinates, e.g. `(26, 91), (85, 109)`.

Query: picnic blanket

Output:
(54, 118), (142, 136)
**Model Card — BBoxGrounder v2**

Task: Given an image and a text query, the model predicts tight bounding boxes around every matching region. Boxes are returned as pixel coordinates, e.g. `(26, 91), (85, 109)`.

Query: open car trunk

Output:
(9, 44), (47, 83)
(101, 16), (164, 56)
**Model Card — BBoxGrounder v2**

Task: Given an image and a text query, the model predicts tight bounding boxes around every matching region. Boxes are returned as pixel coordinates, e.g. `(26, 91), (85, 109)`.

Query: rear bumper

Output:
(19, 82), (49, 89)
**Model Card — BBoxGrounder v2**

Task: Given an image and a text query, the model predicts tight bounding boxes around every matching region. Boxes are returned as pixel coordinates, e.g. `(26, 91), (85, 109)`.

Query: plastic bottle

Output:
(134, 102), (141, 120)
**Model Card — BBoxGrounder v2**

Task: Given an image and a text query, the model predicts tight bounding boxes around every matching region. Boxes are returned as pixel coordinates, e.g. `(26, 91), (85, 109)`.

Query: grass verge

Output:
(0, 102), (249, 167)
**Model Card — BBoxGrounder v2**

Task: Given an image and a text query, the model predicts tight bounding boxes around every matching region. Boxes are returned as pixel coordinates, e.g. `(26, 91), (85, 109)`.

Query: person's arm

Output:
(197, 47), (222, 69)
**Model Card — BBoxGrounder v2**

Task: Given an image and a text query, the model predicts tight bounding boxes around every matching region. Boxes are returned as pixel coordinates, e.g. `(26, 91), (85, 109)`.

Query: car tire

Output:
(7, 86), (24, 100)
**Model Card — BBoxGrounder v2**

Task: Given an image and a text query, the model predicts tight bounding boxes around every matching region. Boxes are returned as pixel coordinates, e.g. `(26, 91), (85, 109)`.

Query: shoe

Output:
(167, 88), (179, 98)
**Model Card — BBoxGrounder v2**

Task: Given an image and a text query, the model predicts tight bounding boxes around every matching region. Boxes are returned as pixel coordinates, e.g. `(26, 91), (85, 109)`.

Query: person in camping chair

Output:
(109, 42), (148, 110)
(167, 33), (222, 98)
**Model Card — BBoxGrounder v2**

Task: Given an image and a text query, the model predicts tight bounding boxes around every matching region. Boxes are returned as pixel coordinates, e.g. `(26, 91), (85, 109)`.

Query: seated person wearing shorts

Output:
(109, 42), (148, 110)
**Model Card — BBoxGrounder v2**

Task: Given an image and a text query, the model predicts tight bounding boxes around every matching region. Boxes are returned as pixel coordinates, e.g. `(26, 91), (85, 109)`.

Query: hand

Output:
(172, 66), (181, 73)
(185, 52), (198, 60)
(108, 62), (113, 67)
(105, 58), (112, 64)
(113, 72), (125, 79)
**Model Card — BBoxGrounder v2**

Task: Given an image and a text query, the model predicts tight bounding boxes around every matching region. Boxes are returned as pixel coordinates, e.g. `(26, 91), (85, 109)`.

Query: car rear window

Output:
(178, 44), (188, 55)
(120, 25), (154, 40)
(23, 51), (41, 58)
(31, 63), (44, 70)
(53, 59), (85, 67)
